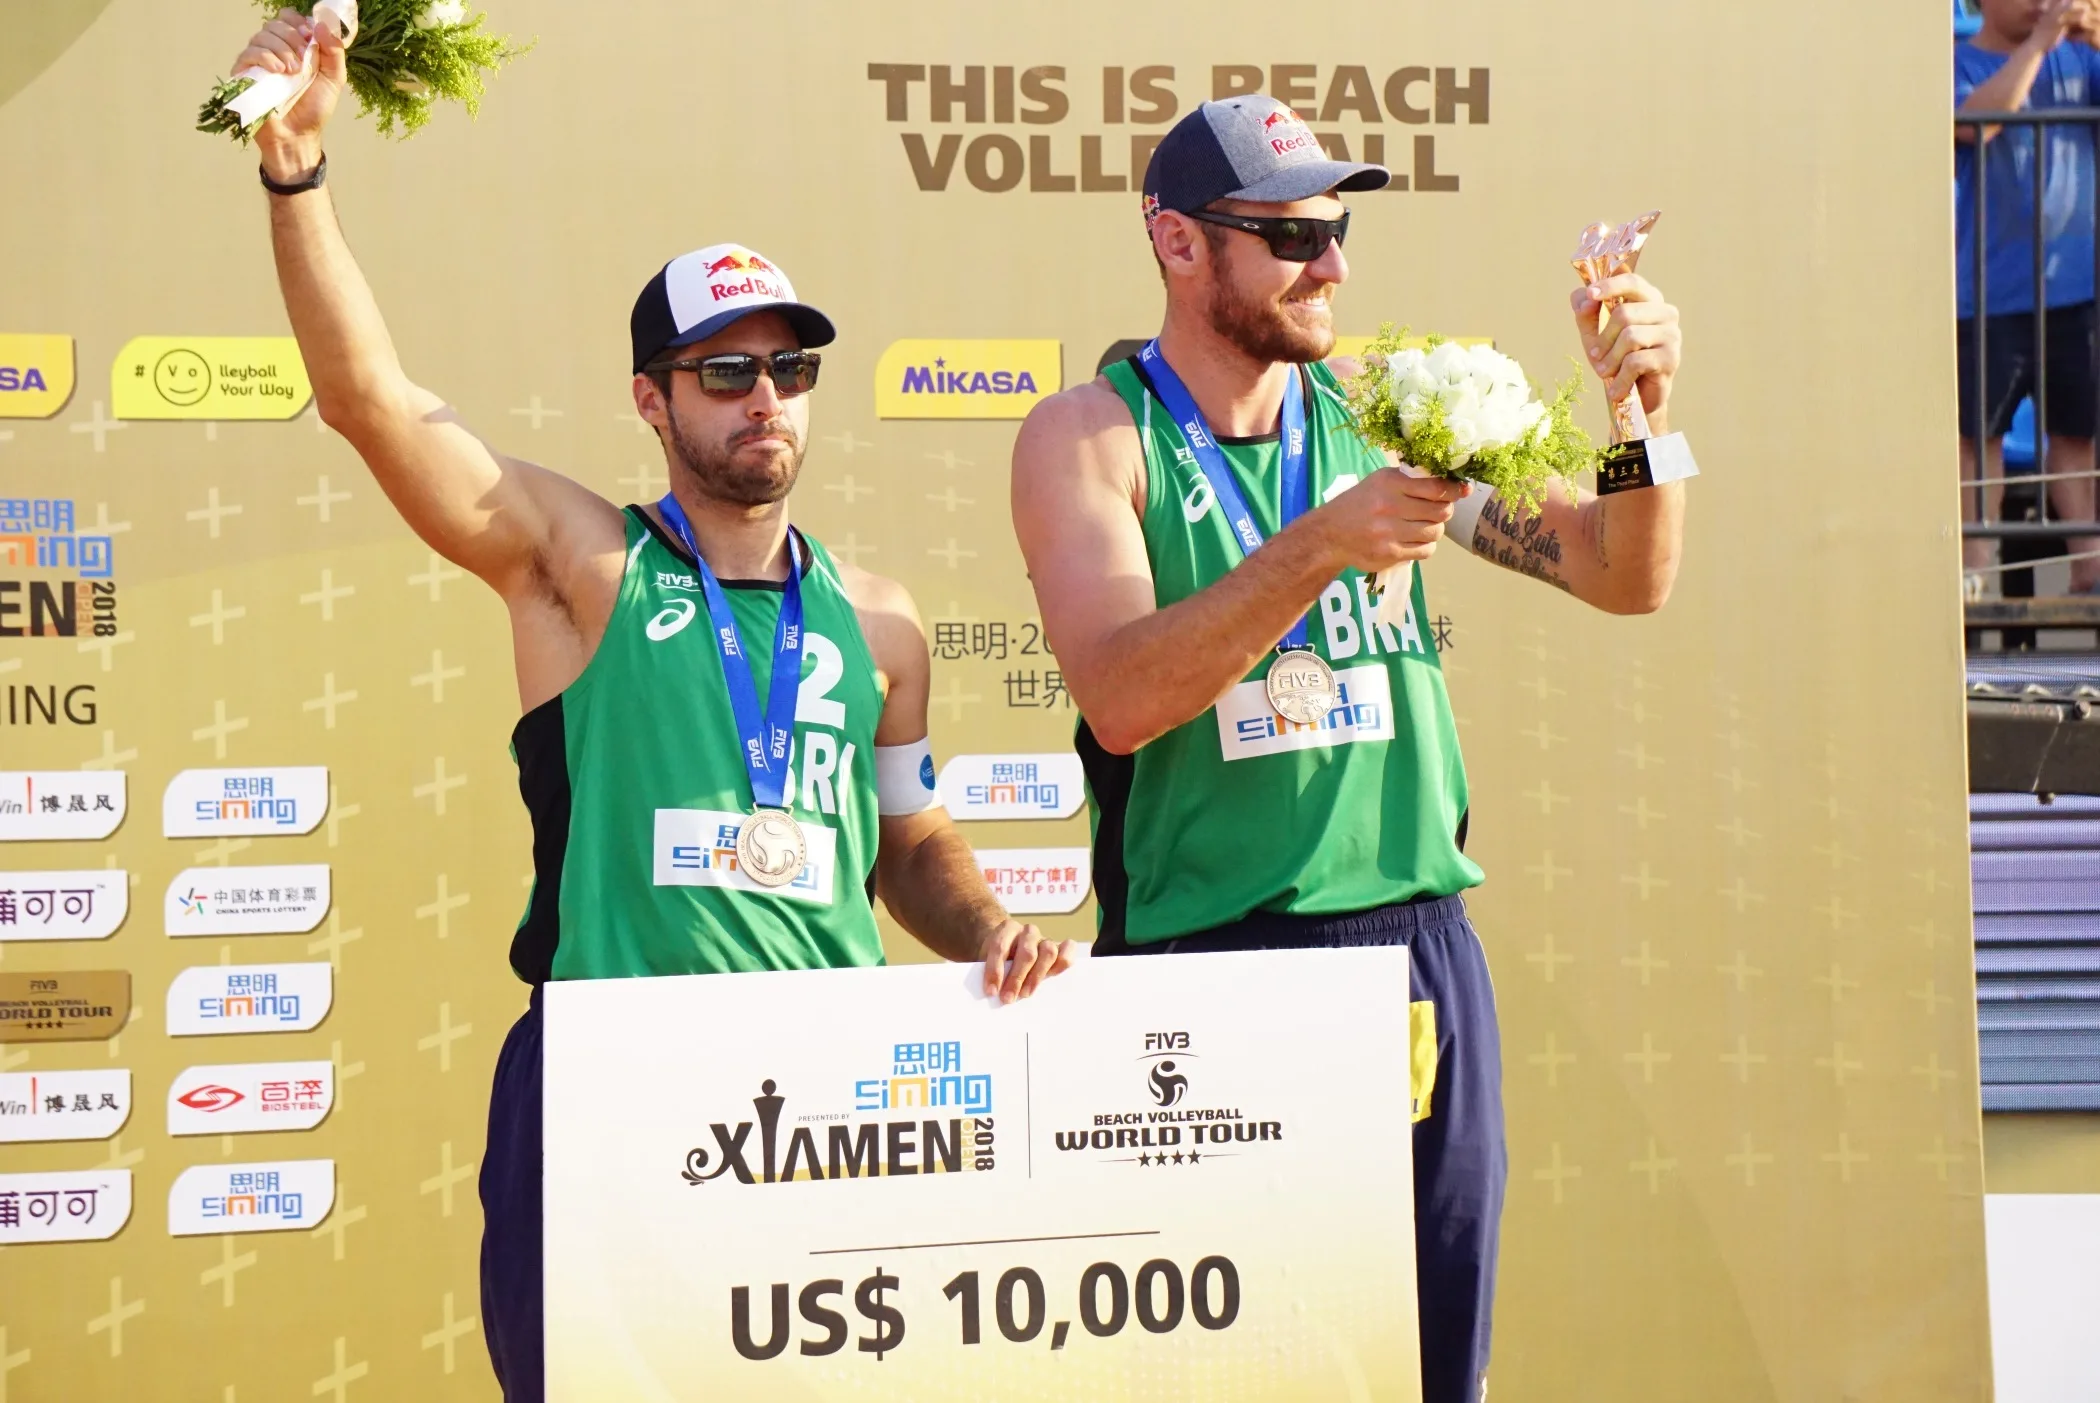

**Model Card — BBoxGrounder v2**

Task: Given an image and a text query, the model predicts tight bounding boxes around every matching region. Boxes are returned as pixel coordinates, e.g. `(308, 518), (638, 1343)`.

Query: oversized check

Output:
(544, 946), (1419, 1402)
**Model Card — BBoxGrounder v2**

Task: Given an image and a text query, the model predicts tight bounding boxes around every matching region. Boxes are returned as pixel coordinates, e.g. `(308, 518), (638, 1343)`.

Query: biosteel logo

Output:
(1261, 107), (1318, 157)
(177, 1084), (244, 1113)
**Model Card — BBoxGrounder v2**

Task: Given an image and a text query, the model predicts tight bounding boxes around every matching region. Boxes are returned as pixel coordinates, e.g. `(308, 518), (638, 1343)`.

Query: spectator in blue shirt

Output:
(1958, 0), (2100, 592)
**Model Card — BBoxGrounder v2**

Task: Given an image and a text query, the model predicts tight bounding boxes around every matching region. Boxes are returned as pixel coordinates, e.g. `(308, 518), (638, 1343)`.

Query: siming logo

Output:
(646, 598), (697, 641)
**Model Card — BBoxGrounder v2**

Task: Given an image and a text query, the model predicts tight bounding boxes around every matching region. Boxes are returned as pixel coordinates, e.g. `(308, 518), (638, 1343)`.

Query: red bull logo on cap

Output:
(702, 246), (789, 304)
(1262, 108), (1319, 158)
(701, 249), (782, 279)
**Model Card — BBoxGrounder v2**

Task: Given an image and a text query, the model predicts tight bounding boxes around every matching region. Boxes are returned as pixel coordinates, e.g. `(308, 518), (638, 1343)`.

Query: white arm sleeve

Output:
(1444, 485), (1492, 556)
(875, 738), (942, 816)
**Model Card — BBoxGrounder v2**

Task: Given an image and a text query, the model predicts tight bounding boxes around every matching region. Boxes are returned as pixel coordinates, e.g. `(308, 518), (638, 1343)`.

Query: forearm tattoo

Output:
(1586, 497), (1610, 569)
(1477, 494), (1572, 592)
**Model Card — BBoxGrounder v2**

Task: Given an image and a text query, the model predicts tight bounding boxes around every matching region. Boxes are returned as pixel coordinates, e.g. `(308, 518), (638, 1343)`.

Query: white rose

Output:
(1385, 348), (1432, 403)
(394, 76), (433, 97)
(415, 0), (467, 28)
(1422, 341), (1472, 386)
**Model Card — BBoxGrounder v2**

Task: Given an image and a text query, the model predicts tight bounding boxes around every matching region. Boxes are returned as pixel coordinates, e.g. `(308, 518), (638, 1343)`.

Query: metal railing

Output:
(1956, 108), (2100, 643)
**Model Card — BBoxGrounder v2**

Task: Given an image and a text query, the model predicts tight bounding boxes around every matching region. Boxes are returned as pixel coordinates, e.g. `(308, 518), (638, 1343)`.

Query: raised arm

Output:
(1461, 272), (1684, 613)
(1958, 0), (2087, 143)
(1010, 381), (1465, 755)
(846, 568), (1074, 1002)
(242, 9), (617, 598)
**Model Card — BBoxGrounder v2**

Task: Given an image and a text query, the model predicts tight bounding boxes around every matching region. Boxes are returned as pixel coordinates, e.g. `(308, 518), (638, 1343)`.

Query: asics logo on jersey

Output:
(1182, 477), (1216, 523)
(646, 598), (698, 641)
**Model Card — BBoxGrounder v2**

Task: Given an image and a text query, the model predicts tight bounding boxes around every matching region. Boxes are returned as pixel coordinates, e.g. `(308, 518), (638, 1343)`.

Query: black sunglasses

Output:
(1185, 208), (1351, 262)
(646, 350), (822, 398)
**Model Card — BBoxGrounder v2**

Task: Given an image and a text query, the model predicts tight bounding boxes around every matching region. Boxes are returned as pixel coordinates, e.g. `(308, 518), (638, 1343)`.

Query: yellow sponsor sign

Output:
(1331, 334), (1491, 361)
(874, 338), (1060, 419)
(110, 336), (312, 420)
(0, 334), (76, 418)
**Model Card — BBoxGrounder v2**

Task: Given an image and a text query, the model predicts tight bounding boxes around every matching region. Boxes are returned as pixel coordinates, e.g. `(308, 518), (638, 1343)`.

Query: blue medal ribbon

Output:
(1139, 339), (1315, 652)
(656, 494), (805, 812)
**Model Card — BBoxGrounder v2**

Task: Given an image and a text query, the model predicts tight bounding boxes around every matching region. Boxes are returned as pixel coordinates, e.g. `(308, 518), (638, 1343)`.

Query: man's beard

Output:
(668, 414), (806, 507)
(1206, 271), (1336, 364)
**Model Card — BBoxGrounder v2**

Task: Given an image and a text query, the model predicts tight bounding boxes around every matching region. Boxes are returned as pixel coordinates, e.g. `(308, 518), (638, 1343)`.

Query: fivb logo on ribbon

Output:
(0, 1169), (132, 1243)
(0, 869), (128, 941)
(166, 963), (332, 1037)
(0, 771), (126, 842)
(168, 1159), (333, 1237)
(161, 767), (327, 837)
(0, 1069), (132, 1143)
(164, 864), (330, 936)
(937, 754), (1085, 821)
(167, 1060), (334, 1135)
(974, 848), (1093, 915)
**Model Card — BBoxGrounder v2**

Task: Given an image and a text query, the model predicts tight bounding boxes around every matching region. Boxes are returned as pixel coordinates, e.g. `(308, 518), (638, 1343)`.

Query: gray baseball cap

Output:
(1142, 95), (1389, 222)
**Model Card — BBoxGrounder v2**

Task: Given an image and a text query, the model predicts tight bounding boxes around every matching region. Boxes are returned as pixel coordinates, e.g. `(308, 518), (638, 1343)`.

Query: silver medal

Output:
(1265, 649), (1338, 725)
(737, 809), (809, 889)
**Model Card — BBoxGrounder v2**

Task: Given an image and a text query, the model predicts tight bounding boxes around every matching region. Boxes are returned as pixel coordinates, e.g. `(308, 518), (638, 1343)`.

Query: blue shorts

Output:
(1107, 895), (1506, 1403)
(479, 985), (544, 1403)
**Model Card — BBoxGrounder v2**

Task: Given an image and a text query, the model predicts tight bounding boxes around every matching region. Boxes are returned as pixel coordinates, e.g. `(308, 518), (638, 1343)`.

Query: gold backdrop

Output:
(0, 1), (1986, 1398)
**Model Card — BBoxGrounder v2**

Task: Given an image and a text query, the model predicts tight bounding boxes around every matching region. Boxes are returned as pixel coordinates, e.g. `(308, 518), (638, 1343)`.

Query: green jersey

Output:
(509, 507), (886, 982)
(1085, 358), (1483, 950)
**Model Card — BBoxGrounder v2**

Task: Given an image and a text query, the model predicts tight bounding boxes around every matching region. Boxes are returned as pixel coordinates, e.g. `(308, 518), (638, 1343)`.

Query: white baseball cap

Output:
(629, 243), (836, 373)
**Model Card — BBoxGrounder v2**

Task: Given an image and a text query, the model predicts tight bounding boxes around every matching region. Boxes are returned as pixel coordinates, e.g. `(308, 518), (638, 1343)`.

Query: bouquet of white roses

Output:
(197, 0), (530, 144)
(1342, 325), (1595, 518)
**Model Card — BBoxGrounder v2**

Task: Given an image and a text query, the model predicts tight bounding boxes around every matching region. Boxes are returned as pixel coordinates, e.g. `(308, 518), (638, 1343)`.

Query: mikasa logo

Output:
(647, 598), (698, 641)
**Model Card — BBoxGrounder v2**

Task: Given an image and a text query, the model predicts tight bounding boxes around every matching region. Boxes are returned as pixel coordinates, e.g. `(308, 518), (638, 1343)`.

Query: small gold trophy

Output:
(1571, 211), (1698, 494)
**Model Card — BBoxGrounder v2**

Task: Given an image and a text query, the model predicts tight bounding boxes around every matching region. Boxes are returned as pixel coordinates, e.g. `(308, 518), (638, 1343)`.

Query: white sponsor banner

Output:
(168, 1159), (334, 1237)
(0, 771), (127, 842)
(0, 1069), (132, 1142)
(937, 752), (1085, 821)
(161, 766), (328, 837)
(0, 868), (128, 941)
(167, 1059), (334, 1135)
(163, 863), (330, 936)
(166, 963), (332, 1036)
(653, 808), (837, 905)
(1215, 664), (1397, 761)
(975, 847), (1092, 914)
(0, 1170), (133, 1243)
(544, 948), (1415, 1401)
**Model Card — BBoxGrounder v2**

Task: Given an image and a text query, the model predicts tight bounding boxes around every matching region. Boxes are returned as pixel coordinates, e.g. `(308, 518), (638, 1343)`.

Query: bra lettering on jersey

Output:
(653, 808), (837, 905)
(1215, 665), (1396, 761)
(646, 598), (698, 641)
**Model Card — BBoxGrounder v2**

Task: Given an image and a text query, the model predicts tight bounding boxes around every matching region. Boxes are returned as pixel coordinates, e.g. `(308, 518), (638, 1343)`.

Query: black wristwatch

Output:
(259, 153), (327, 195)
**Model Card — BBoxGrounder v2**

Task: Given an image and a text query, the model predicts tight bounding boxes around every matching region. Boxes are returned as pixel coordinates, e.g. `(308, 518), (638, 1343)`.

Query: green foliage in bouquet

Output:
(198, 0), (531, 143)
(1342, 324), (1596, 517)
